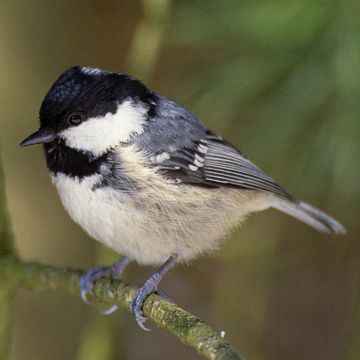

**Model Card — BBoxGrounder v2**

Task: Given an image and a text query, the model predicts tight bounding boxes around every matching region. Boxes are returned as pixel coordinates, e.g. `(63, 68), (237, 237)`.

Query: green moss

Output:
(0, 259), (242, 359)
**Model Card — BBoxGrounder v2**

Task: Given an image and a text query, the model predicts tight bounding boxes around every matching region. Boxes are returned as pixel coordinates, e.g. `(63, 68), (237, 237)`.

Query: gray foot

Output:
(80, 257), (131, 312)
(129, 255), (177, 331)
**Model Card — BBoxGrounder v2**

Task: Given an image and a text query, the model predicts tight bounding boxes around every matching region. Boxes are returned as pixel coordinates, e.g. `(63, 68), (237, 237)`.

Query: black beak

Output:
(20, 129), (55, 147)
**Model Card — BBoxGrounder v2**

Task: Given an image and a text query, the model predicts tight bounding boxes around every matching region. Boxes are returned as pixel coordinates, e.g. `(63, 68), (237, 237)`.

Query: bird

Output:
(20, 66), (346, 330)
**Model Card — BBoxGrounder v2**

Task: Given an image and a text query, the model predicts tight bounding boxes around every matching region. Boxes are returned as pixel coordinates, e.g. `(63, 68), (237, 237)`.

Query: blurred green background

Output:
(1, 0), (359, 359)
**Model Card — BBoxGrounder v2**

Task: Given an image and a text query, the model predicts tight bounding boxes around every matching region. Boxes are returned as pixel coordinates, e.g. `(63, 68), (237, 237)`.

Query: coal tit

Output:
(20, 66), (346, 330)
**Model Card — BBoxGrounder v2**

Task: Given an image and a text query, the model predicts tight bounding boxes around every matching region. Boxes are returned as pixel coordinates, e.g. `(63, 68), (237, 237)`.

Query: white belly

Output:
(51, 173), (273, 265)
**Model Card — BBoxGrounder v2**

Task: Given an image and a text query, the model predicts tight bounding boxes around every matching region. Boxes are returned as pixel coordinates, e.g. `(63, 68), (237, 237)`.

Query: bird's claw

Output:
(80, 287), (93, 304)
(80, 258), (130, 313)
(101, 305), (119, 315)
(129, 289), (152, 331)
(129, 274), (167, 331)
(81, 256), (176, 331)
(128, 286), (173, 330)
(80, 268), (120, 314)
(129, 255), (177, 330)
(80, 267), (107, 304)
(135, 313), (150, 331)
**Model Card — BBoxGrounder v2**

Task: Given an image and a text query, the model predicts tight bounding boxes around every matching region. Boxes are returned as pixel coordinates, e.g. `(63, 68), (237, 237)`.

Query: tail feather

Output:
(273, 200), (347, 236)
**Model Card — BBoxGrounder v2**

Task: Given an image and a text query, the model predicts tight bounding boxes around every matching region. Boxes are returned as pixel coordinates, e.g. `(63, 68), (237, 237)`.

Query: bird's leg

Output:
(80, 256), (131, 314)
(129, 254), (178, 331)
(156, 289), (174, 303)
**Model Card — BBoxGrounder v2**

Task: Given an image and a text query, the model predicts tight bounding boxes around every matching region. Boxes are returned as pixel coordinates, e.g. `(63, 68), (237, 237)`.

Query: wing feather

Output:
(157, 131), (293, 200)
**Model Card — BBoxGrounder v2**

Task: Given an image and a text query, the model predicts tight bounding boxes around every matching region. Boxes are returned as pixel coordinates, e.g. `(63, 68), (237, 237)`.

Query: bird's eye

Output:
(68, 113), (83, 126)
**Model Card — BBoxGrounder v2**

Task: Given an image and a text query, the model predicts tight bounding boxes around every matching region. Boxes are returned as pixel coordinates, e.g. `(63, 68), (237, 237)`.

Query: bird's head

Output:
(20, 66), (154, 156)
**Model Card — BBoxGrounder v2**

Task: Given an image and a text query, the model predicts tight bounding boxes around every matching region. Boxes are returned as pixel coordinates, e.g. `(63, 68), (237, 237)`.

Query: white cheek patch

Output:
(59, 100), (147, 156)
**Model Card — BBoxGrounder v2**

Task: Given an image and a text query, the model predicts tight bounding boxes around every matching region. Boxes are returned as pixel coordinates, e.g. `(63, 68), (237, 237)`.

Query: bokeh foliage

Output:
(0, 1), (359, 359)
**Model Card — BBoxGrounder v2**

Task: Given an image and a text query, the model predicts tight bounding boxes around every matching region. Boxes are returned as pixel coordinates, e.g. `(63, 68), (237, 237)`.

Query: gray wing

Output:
(159, 130), (293, 200)
(135, 96), (347, 235)
(136, 96), (292, 200)
(156, 132), (346, 235)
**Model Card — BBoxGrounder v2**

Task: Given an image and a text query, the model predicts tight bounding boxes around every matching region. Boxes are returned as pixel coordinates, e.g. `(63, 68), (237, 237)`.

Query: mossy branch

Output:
(0, 257), (243, 360)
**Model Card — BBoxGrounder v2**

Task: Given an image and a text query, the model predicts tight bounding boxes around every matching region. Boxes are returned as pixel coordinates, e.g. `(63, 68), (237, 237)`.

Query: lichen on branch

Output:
(0, 258), (243, 360)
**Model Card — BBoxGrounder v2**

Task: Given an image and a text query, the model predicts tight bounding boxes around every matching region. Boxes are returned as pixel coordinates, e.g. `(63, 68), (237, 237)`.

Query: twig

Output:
(0, 258), (243, 360)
